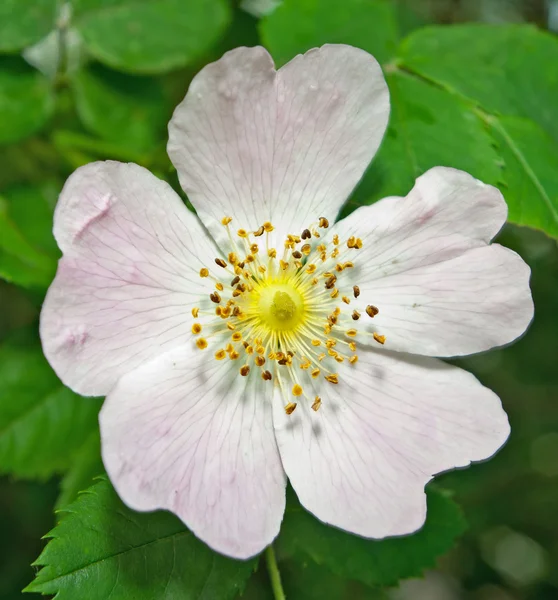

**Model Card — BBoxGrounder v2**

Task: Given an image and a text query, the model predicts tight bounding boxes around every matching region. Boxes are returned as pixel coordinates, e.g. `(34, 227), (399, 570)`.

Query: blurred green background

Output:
(1, 0), (557, 599)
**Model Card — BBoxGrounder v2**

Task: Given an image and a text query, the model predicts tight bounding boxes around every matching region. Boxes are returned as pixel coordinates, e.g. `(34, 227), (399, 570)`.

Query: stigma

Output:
(190, 216), (386, 415)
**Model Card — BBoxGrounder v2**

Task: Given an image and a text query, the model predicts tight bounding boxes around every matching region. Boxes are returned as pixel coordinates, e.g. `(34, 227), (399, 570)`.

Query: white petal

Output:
(168, 45), (389, 249)
(332, 167), (533, 356)
(100, 346), (286, 559)
(273, 348), (509, 539)
(40, 161), (221, 396)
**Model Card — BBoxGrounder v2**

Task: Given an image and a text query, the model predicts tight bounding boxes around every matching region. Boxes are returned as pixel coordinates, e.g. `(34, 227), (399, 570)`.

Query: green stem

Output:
(265, 545), (286, 600)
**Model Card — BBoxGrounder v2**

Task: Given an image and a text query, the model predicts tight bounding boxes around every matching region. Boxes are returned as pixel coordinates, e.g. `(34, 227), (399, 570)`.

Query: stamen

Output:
(366, 305), (379, 317)
(285, 402), (297, 415)
(373, 333), (386, 344)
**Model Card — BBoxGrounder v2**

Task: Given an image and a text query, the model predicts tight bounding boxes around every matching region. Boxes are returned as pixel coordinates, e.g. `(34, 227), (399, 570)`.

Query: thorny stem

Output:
(265, 545), (286, 600)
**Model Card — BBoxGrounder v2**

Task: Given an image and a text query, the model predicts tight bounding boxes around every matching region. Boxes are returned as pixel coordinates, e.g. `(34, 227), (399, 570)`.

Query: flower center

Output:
(190, 217), (386, 415)
(257, 285), (304, 331)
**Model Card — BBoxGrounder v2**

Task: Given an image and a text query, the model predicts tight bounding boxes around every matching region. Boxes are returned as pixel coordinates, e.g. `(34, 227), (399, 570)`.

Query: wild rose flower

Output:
(40, 45), (534, 559)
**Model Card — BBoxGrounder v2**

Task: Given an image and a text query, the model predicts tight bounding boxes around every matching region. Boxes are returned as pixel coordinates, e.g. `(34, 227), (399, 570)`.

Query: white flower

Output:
(40, 45), (533, 559)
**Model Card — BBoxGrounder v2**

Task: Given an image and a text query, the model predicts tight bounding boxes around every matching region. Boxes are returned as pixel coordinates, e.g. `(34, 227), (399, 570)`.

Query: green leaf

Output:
(398, 24), (558, 238)
(55, 431), (104, 509)
(399, 24), (558, 144)
(0, 57), (54, 145)
(74, 0), (232, 74)
(0, 0), (58, 52)
(261, 0), (400, 66)
(486, 116), (558, 238)
(26, 477), (257, 599)
(343, 70), (502, 217)
(0, 184), (59, 289)
(71, 63), (169, 151)
(277, 488), (467, 588)
(0, 331), (101, 479)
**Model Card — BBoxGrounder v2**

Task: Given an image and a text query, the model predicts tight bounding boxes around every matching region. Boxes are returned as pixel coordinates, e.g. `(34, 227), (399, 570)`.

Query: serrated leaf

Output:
(261, 0), (400, 66)
(26, 477), (257, 599)
(0, 0), (58, 53)
(0, 57), (54, 145)
(71, 63), (169, 150)
(277, 488), (467, 588)
(0, 332), (101, 479)
(74, 0), (231, 74)
(343, 70), (502, 217)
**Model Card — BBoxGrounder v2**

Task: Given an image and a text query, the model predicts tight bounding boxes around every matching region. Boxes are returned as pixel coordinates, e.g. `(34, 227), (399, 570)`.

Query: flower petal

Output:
(273, 347), (509, 539)
(100, 346), (286, 559)
(40, 161), (221, 396)
(168, 45), (389, 249)
(332, 167), (533, 356)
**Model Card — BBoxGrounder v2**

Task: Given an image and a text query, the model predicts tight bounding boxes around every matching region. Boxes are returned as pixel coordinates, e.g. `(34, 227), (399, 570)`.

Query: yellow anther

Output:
(335, 263), (344, 272)
(333, 234), (339, 245)
(210, 292), (221, 303)
(254, 226), (265, 237)
(245, 345), (254, 355)
(228, 252), (238, 264)
(234, 265), (243, 275)
(191, 323), (202, 334)
(324, 324), (332, 335)
(318, 353), (326, 361)
(215, 349), (226, 360)
(237, 229), (248, 238)
(221, 306), (231, 318)
(325, 374), (339, 384)
(191, 307), (199, 318)
(258, 265), (267, 273)
(285, 402), (297, 415)
(347, 236), (356, 248)
(373, 332), (386, 345)
(196, 338), (208, 350)
(349, 342), (357, 352)
(311, 339), (321, 346)
(229, 349), (240, 360)
(268, 248), (277, 259)
(292, 384), (303, 397)
(311, 368), (320, 379)
(300, 359), (311, 370)
(312, 397), (322, 411)
(366, 305), (379, 317)
(331, 248), (340, 258)
(343, 261), (354, 269)
(255, 355), (266, 367)
(240, 365), (250, 376)
(328, 348), (337, 357)
(349, 355), (359, 364)
(325, 339), (336, 348)
(226, 343), (234, 353)
(245, 254), (255, 263)
(226, 322), (236, 331)
(263, 221), (274, 232)
(318, 217), (329, 228)
(250, 243), (259, 254)
(346, 329), (358, 337)
(268, 351), (277, 360)
(311, 277), (319, 285)
(221, 216), (233, 226)
(330, 288), (339, 298)
(301, 243), (311, 255)
(215, 282), (224, 291)
(334, 307), (341, 315)
(256, 345), (265, 355)
(280, 260), (289, 271)
(199, 268), (209, 277)
(306, 263), (317, 274)
(355, 238), (363, 249)
(232, 332), (242, 342)
(335, 355), (345, 363)
(342, 296), (351, 304)
(352, 310), (361, 320)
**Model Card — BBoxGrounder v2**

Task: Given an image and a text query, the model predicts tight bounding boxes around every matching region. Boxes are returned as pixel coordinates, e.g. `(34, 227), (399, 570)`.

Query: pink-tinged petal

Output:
(273, 348), (509, 539)
(332, 167), (533, 356)
(100, 346), (286, 559)
(168, 45), (389, 249)
(40, 161), (221, 397)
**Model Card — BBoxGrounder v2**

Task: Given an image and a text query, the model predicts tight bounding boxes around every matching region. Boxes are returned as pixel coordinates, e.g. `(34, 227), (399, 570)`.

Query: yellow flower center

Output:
(191, 217), (385, 415)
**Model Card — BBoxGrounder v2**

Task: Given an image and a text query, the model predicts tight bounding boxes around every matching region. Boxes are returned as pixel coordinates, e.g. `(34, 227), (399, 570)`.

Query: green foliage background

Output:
(0, 0), (557, 599)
